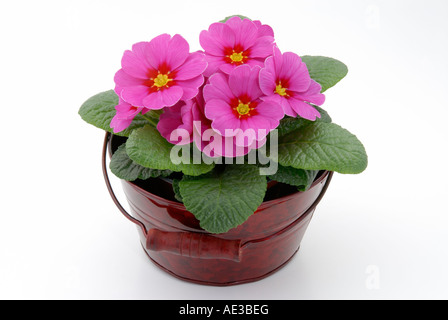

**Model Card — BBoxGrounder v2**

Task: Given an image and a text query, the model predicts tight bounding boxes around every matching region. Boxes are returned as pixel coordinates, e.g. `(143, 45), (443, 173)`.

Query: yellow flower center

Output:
(275, 83), (288, 96)
(236, 102), (251, 115)
(229, 52), (244, 63)
(153, 73), (172, 88)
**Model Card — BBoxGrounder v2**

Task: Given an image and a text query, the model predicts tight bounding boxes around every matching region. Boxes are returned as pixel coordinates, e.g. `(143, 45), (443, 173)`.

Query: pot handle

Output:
(102, 132), (243, 262)
(102, 132), (149, 237)
(147, 229), (242, 262)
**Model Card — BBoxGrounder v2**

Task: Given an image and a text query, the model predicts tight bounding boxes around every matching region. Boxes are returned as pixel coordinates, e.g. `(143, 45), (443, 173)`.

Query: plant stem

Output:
(141, 112), (159, 128)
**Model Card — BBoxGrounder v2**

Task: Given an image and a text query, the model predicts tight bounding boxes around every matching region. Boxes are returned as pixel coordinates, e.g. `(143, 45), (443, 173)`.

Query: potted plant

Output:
(79, 15), (367, 286)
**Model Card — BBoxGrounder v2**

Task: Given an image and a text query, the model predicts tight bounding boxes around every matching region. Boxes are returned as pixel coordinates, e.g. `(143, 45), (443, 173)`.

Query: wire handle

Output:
(102, 132), (148, 236)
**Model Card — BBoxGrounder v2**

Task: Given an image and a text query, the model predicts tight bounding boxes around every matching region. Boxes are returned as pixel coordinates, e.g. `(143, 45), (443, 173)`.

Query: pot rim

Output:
(125, 170), (331, 211)
(108, 133), (331, 210)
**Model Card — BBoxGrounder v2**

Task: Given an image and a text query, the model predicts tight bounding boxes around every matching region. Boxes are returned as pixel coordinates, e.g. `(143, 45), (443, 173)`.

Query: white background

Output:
(1, 0), (448, 300)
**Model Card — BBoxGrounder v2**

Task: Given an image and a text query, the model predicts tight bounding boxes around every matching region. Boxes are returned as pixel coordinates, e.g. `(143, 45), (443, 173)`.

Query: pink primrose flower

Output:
(199, 17), (275, 77)
(157, 89), (265, 158)
(259, 46), (325, 121)
(203, 65), (284, 147)
(192, 92), (266, 158)
(157, 100), (194, 145)
(110, 99), (144, 133)
(114, 34), (207, 110)
(252, 20), (275, 37)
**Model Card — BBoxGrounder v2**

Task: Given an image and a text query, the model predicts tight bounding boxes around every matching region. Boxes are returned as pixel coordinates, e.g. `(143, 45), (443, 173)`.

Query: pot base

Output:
(141, 243), (301, 286)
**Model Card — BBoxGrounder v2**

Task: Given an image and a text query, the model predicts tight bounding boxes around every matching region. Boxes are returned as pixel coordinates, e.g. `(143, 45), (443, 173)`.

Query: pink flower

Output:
(204, 65), (284, 147)
(157, 90), (265, 158)
(114, 34), (207, 110)
(253, 20), (275, 37)
(199, 17), (275, 77)
(110, 99), (144, 133)
(157, 100), (194, 145)
(259, 46), (325, 121)
(192, 93), (266, 158)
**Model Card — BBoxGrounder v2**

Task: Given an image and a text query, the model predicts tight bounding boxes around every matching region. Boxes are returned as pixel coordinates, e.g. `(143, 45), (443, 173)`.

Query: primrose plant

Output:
(79, 15), (368, 234)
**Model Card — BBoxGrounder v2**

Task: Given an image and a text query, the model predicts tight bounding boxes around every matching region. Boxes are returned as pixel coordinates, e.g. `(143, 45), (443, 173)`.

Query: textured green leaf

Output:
(172, 179), (183, 202)
(313, 105), (332, 123)
(126, 125), (215, 176)
(277, 106), (332, 137)
(220, 15), (251, 23)
(302, 56), (348, 93)
(269, 165), (319, 191)
(110, 144), (172, 181)
(78, 90), (148, 137)
(278, 122), (368, 174)
(179, 165), (267, 234)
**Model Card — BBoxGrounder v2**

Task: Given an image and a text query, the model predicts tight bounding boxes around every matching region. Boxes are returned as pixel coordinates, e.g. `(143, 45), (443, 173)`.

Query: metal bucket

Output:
(102, 132), (333, 286)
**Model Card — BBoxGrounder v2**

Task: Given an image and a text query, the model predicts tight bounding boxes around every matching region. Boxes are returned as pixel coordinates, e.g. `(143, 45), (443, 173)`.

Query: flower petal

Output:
(177, 75), (204, 100)
(212, 113), (241, 137)
(146, 34), (171, 70)
(219, 62), (237, 75)
(114, 101), (142, 119)
(142, 86), (183, 109)
(226, 17), (258, 49)
(203, 53), (225, 77)
(114, 69), (144, 95)
(159, 86), (184, 107)
(253, 20), (275, 37)
(157, 102), (193, 145)
(254, 100), (284, 123)
(245, 58), (266, 69)
(204, 73), (233, 103)
(272, 46), (283, 77)
(166, 34), (190, 70)
(157, 104), (184, 140)
(121, 85), (150, 107)
(281, 52), (310, 92)
(199, 30), (223, 57)
(249, 36), (274, 58)
(205, 99), (241, 136)
(110, 115), (133, 133)
(229, 65), (262, 100)
(259, 62), (276, 95)
(264, 95), (296, 117)
(200, 23), (235, 55)
(288, 98), (321, 121)
(204, 98), (232, 120)
(121, 50), (149, 79)
(293, 79), (326, 105)
(235, 121), (257, 147)
(174, 51), (207, 80)
(131, 42), (153, 69)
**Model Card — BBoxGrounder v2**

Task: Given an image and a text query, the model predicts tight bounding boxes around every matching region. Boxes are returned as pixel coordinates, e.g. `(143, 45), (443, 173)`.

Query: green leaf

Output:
(277, 106), (332, 137)
(126, 125), (215, 176)
(269, 165), (319, 192)
(110, 144), (172, 181)
(313, 106), (332, 123)
(301, 56), (348, 93)
(277, 122), (368, 174)
(220, 15), (251, 23)
(78, 90), (148, 137)
(179, 165), (267, 234)
(172, 179), (183, 202)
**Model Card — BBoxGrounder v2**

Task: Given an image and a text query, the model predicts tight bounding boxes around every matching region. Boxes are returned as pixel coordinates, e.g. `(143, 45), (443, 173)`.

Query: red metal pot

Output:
(102, 132), (333, 286)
